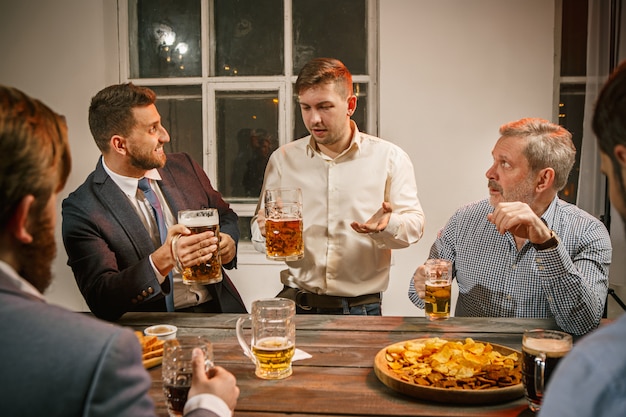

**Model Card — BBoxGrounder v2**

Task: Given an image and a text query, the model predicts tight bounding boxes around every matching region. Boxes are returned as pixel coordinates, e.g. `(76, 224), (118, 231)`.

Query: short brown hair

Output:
(295, 58), (353, 98)
(88, 83), (156, 152)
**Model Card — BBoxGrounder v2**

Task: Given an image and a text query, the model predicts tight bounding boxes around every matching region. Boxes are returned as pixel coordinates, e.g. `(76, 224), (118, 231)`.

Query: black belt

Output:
(277, 286), (381, 310)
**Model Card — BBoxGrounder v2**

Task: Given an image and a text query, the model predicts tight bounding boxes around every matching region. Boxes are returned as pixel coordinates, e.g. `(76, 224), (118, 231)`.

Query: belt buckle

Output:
(295, 290), (313, 310)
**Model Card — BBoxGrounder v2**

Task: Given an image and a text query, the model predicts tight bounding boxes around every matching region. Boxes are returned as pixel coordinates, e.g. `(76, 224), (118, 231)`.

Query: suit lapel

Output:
(93, 159), (156, 256)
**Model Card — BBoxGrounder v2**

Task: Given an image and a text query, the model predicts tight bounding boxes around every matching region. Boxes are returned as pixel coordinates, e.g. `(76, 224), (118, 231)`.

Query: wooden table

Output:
(118, 313), (560, 417)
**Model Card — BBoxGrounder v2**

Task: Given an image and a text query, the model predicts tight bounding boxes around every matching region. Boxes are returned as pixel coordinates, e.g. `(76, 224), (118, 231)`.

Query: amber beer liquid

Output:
(521, 332), (572, 412)
(265, 218), (304, 261)
(424, 280), (451, 320)
(178, 209), (222, 285)
(252, 336), (295, 379)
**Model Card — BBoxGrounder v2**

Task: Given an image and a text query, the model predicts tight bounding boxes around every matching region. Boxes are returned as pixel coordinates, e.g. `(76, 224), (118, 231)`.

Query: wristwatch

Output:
(532, 230), (560, 251)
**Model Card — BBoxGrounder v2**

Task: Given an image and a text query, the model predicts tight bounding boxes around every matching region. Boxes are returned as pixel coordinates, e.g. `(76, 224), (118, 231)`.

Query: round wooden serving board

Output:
(373, 339), (525, 405)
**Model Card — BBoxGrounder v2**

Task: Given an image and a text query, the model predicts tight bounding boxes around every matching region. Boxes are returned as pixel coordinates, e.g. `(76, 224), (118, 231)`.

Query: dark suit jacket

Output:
(0, 274), (219, 417)
(62, 153), (246, 321)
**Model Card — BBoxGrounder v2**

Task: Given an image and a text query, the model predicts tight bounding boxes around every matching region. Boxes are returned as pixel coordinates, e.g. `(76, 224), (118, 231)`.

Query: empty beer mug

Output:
(176, 209), (222, 285)
(264, 188), (304, 261)
(236, 298), (296, 379)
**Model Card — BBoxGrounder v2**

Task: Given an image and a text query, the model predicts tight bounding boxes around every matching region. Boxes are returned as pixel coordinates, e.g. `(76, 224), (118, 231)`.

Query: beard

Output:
(128, 142), (167, 171)
(488, 178), (537, 207)
(16, 210), (57, 294)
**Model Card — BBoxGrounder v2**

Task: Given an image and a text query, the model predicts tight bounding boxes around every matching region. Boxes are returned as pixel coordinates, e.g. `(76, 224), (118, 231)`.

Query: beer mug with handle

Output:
(176, 209), (222, 284)
(236, 298), (296, 379)
(264, 188), (304, 261)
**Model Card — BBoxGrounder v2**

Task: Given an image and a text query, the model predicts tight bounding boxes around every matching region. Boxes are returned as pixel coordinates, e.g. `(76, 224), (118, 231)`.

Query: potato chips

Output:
(384, 337), (521, 390)
(135, 331), (165, 369)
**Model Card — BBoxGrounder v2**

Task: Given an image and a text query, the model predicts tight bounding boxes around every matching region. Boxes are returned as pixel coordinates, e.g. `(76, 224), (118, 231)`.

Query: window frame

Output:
(117, 0), (379, 249)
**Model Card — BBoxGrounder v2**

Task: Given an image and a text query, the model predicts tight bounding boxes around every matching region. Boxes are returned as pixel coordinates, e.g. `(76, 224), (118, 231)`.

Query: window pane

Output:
(558, 84), (585, 204)
(130, 0), (202, 78)
(213, 0), (284, 76)
(150, 85), (204, 166)
(293, 83), (368, 140)
(216, 91), (279, 201)
(292, 0), (367, 74)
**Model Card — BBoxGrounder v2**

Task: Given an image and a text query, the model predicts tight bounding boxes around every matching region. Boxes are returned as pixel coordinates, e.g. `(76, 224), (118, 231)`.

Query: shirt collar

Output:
(101, 158), (162, 197)
(0, 260), (45, 301)
(305, 120), (362, 159)
(539, 195), (559, 228)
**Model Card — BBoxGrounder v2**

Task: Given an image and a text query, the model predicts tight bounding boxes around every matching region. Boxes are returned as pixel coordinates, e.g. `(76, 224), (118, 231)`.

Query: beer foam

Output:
(523, 338), (571, 357)
(179, 215), (218, 227)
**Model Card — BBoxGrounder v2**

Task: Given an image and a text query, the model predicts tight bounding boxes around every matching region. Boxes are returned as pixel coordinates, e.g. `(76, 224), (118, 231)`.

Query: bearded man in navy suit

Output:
(62, 83), (246, 321)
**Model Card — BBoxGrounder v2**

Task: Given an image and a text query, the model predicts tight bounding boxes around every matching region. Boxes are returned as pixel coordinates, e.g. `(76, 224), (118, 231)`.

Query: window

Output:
(119, 0), (378, 243)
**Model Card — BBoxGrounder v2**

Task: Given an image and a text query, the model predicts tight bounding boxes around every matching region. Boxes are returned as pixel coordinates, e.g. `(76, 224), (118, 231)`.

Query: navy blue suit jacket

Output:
(62, 153), (246, 321)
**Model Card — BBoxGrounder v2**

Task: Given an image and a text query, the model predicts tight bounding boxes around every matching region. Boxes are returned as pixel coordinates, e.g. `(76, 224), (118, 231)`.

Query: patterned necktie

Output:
(138, 177), (175, 312)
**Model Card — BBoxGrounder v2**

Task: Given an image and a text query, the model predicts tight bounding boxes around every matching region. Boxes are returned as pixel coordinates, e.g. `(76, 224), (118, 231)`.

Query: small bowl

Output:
(144, 324), (178, 340)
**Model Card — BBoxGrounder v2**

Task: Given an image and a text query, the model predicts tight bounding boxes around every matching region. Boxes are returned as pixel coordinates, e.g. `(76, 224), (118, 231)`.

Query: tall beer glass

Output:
(522, 329), (573, 412)
(264, 188), (304, 261)
(424, 259), (453, 321)
(177, 209), (222, 284)
(236, 298), (296, 379)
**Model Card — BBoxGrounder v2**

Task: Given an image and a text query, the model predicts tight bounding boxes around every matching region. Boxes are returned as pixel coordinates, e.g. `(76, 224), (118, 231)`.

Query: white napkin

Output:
(293, 348), (312, 361)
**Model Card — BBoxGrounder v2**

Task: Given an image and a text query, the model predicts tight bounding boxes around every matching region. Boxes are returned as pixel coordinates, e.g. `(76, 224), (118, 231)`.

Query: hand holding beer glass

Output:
(264, 188), (304, 261)
(162, 336), (214, 417)
(174, 209), (222, 284)
(521, 329), (572, 412)
(236, 298), (296, 379)
(423, 259), (453, 321)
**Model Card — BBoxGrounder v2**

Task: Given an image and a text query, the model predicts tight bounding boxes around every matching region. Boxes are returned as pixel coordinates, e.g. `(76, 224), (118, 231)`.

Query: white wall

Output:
(1, 0), (558, 316)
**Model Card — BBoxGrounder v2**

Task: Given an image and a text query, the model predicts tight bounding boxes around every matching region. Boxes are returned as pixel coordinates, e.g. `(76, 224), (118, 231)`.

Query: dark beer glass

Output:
(521, 329), (572, 412)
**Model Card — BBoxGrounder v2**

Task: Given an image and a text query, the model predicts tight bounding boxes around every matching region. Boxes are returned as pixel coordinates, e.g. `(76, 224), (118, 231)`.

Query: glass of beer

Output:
(162, 336), (214, 417)
(522, 329), (573, 412)
(177, 209), (222, 284)
(236, 298), (296, 379)
(264, 188), (304, 261)
(423, 259), (453, 321)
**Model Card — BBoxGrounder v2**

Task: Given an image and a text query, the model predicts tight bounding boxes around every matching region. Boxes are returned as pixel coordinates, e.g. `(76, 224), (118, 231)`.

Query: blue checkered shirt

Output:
(408, 197), (611, 335)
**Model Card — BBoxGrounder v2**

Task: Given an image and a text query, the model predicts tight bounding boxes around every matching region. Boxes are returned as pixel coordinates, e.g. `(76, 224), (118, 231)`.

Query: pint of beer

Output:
(236, 298), (296, 379)
(177, 209), (222, 285)
(264, 188), (304, 261)
(522, 329), (572, 412)
(423, 259), (453, 321)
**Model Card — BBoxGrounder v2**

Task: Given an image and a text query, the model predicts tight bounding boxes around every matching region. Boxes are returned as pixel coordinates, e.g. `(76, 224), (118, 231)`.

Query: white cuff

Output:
(183, 394), (231, 417)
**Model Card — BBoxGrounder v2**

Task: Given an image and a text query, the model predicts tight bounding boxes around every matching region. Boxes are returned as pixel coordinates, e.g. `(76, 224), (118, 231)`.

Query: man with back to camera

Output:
(0, 85), (239, 417)
(538, 60), (626, 417)
(251, 57), (426, 315)
(409, 117), (612, 336)
(62, 83), (246, 321)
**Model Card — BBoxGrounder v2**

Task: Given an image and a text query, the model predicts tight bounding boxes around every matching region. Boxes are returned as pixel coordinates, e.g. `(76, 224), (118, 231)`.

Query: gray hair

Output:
(499, 118), (575, 191)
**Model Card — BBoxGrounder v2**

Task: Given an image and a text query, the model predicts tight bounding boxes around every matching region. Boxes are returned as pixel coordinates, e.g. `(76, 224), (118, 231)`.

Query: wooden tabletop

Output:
(117, 313), (559, 417)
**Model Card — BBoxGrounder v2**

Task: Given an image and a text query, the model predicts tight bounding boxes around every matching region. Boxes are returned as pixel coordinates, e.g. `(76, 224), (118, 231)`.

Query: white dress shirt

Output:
(252, 121), (425, 297)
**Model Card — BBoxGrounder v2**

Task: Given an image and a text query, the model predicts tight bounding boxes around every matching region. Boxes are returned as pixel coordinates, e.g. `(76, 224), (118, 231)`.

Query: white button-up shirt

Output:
(252, 122), (425, 297)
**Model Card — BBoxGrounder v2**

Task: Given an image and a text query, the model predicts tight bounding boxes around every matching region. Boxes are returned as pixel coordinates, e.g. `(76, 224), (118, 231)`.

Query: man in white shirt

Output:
(251, 57), (425, 315)
(0, 85), (238, 417)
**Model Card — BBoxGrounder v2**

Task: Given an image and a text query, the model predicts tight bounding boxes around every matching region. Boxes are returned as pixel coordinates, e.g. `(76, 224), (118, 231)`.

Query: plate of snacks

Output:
(134, 331), (165, 369)
(374, 337), (523, 404)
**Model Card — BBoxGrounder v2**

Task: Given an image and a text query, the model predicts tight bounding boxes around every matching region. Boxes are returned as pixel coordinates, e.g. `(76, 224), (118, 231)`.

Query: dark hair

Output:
(593, 60), (626, 201)
(88, 83), (156, 151)
(0, 85), (71, 227)
(295, 58), (353, 98)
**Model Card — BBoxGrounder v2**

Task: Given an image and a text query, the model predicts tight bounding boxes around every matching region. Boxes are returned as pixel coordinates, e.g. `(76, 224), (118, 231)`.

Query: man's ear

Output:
(535, 167), (555, 192)
(347, 95), (357, 116)
(614, 144), (626, 167)
(7, 195), (35, 244)
(110, 134), (127, 156)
